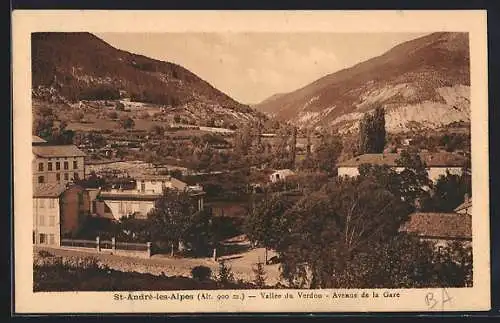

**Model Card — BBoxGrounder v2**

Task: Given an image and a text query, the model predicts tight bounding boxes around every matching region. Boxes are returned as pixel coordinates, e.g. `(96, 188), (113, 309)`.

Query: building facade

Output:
(96, 175), (205, 221)
(32, 137), (86, 186)
(337, 152), (467, 182)
(33, 184), (89, 246)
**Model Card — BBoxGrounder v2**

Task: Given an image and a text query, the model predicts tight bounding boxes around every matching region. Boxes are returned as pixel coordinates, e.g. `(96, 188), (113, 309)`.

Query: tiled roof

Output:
(33, 183), (67, 198)
(32, 135), (47, 144)
(399, 212), (472, 240)
(338, 152), (467, 168)
(454, 199), (472, 213)
(170, 177), (188, 190)
(32, 145), (86, 158)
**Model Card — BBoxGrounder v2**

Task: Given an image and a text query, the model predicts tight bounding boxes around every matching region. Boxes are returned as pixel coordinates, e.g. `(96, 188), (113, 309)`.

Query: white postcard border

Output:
(12, 10), (490, 313)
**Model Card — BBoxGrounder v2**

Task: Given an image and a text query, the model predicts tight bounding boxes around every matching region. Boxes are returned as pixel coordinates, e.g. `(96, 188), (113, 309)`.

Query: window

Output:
(38, 163), (44, 171)
(38, 176), (44, 183)
(48, 162), (53, 171)
(56, 173), (61, 182)
(49, 199), (55, 208)
(73, 172), (79, 180)
(39, 214), (45, 226)
(141, 182), (146, 192)
(49, 215), (55, 226)
(39, 233), (47, 244)
(64, 173), (69, 180)
(48, 234), (55, 245)
(39, 199), (45, 208)
(73, 160), (78, 169)
(64, 161), (69, 170)
(56, 162), (60, 170)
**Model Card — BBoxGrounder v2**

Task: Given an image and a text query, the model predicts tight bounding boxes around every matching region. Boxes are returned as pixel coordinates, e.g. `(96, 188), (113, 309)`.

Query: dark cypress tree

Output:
(373, 106), (386, 153)
(358, 106), (386, 154)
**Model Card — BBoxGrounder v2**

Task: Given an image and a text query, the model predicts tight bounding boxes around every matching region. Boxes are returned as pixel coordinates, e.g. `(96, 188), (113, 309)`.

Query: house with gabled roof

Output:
(399, 212), (472, 249)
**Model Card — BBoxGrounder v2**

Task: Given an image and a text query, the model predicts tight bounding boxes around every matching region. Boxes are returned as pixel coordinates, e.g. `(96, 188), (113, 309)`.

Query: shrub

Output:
(191, 265), (212, 281)
(107, 111), (118, 119)
(216, 261), (235, 286)
(252, 262), (267, 288)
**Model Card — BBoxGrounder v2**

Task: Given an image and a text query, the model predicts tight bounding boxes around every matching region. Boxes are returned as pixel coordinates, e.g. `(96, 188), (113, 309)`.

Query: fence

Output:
(60, 237), (152, 257)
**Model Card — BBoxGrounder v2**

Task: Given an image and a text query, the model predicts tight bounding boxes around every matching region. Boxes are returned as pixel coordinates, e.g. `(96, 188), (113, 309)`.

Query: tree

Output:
(395, 149), (432, 208)
(147, 189), (200, 256)
(252, 261), (267, 288)
(119, 116), (135, 130)
(277, 176), (410, 288)
(427, 171), (471, 212)
(234, 125), (254, 156)
(245, 191), (295, 264)
(312, 131), (343, 175)
(359, 106), (386, 154)
(216, 261), (235, 288)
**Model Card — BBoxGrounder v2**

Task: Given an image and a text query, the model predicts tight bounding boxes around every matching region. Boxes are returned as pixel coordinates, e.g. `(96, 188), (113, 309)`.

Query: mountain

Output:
(254, 32), (470, 133)
(31, 32), (264, 126)
(252, 93), (287, 107)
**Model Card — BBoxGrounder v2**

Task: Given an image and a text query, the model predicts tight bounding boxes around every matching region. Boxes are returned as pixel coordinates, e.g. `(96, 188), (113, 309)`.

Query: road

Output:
(35, 245), (282, 286)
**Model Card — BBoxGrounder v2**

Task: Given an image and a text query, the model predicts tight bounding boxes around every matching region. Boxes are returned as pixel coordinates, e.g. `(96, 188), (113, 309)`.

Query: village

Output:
(32, 104), (473, 289)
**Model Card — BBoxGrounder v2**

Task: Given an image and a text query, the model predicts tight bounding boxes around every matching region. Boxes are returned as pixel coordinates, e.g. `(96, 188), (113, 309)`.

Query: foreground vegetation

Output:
(33, 252), (264, 291)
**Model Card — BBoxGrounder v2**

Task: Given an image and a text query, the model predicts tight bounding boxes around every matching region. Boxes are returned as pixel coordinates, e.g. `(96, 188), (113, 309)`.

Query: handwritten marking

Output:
(425, 289), (452, 310)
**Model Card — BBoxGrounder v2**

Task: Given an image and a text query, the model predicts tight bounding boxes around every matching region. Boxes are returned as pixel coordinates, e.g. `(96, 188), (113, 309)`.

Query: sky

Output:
(96, 32), (429, 105)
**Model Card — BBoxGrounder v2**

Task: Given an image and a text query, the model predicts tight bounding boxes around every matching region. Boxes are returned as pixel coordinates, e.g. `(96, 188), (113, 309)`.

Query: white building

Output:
(135, 174), (187, 193)
(337, 152), (467, 182)
(269, 169), (296, 183)
(97, 175), (205, 221)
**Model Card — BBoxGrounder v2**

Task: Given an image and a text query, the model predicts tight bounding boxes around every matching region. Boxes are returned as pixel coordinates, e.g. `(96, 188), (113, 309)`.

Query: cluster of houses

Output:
(269, 151), (472, 250)
(32, 132), (472, 252)
(337, 151), (471, 249)
(32, 135), (205, 247)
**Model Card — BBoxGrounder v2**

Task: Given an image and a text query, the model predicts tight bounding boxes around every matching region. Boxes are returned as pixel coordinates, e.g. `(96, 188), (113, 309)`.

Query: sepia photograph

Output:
(13, 10), (490, 313)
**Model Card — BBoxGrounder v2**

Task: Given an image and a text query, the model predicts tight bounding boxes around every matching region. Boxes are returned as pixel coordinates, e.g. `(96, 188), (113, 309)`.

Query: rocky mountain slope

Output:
(31, 32), (264, 126)
(254, 32), (470, 133)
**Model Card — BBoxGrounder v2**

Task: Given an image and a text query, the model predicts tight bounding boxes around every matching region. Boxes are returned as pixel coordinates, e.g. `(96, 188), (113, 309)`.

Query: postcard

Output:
(12, 10), (490, 313)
